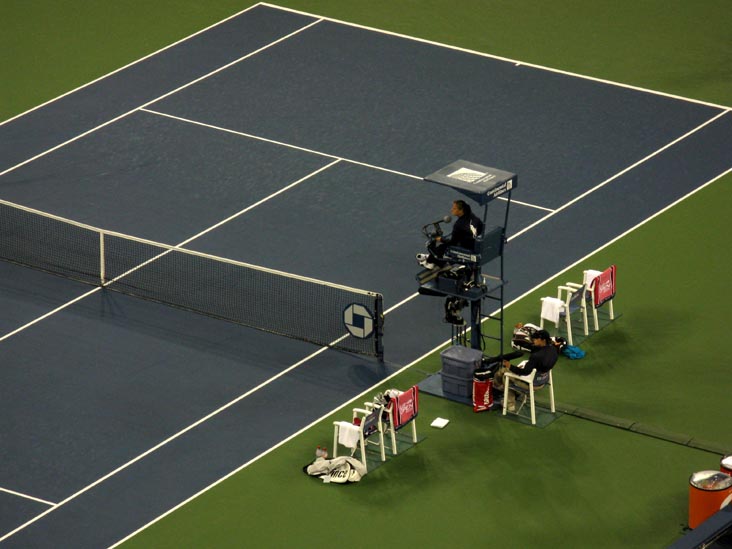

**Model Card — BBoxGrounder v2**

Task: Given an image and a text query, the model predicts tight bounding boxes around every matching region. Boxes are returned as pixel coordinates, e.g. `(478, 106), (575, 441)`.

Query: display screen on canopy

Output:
(423, 160), (517, 205)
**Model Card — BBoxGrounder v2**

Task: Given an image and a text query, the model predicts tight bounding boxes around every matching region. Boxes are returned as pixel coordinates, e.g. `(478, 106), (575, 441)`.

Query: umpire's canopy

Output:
(423, 160), (517, 206)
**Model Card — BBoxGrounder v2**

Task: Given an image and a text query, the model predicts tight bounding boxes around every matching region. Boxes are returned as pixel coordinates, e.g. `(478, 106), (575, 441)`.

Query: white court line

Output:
(0, 158), (341, 345)
(0, 287), (102, 343)
(510, 109), (730, 241)
(261, 3), (731, 111)
(3, 0), (727, 131)
(0, 159), (349, 542)
(141, 107), (554, 213)
(111, 162), (732, 549)
(0, 487), (56, 507)
(498, 196), (554, 212)
(0, 160), (347, 524)
(0, 343), (342, 544)
(347, 108), (732, 314)
(0, 4), (267, 127)
(176, 158), (341, 249)
(0, 18), (324, 180)
(1, 3), (729, 541)
(141, 108), (422, 182)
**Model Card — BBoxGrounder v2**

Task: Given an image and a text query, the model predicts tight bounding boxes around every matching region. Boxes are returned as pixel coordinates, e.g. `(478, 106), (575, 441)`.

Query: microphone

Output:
(422, 215), (452, 238)
(423, 215), (451, 229)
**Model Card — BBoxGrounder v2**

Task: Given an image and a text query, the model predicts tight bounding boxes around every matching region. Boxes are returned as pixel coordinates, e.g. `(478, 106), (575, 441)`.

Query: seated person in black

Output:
(492, 329), (558, 411)
(418, 200), (483, 267)
(416, 200), (483, 325)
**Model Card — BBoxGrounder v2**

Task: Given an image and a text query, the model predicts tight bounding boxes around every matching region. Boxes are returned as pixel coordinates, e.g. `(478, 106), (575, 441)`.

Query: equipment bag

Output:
(472, 369), (493, 413)
(511, 322), (541, 352)
(562, 345), (585, 359)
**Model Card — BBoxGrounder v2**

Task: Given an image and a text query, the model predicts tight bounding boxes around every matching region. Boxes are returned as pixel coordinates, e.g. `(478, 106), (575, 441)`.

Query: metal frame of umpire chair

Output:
(502, 360), (556, 426)
(419, 160), (518, 355)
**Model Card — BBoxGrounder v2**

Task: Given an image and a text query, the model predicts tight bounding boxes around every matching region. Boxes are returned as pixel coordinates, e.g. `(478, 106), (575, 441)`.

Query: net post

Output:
(375, 294), (384, 360)
(99, 231), (105, 286)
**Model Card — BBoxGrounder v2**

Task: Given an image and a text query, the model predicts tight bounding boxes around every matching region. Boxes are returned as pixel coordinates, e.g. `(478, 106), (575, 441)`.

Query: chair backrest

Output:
(534, 370), (551, 388)
(566, 283), (587, 313)
(475, 225), (503, 264)
(590, 265), (616, 308)
(444, 225), (503, 265)
(390, 386), (419, 431)
(361, 407), (381, 438)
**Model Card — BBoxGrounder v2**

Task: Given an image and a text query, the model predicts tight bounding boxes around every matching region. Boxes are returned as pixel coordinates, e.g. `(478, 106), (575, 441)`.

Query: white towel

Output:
(583, 269), (603, 286)
(541, 297), (564, 324)
(337, 421), (361, 449)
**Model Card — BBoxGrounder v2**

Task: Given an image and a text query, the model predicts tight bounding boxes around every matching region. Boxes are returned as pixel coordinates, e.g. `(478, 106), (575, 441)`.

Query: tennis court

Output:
(2, 3), (731, 547)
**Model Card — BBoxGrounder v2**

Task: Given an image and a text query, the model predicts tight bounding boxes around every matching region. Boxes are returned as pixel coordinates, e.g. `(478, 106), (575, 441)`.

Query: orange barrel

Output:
(722, 455), (732, 475)
(688, 470), (732, 529)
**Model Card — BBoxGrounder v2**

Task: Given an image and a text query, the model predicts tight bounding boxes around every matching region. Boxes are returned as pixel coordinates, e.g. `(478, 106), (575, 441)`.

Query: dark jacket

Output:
(509, 344), (558, 377)
(445, 213), (483, 250)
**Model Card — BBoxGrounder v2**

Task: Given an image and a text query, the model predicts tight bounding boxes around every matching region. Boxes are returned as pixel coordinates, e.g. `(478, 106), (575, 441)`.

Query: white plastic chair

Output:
(364, 386), (419, 456)
(333, 405), (387, 472)
(385, 386), (419, 453)
(334, 387), (419, 471)
(585, 266), (616, 329)
(540, 283), (589, 345)
(502, 361), (555, 426)
(563, 267), (616, 333)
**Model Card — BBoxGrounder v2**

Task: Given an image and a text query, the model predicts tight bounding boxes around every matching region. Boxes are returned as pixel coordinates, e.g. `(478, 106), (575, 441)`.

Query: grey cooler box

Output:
(440, 345), (483, 398)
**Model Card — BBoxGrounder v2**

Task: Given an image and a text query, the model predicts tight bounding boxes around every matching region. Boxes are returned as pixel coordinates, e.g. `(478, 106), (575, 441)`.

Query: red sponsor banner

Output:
(393, 386), (418, 429)
(472, 379), (492, 412)
(593, 265), (616, 307)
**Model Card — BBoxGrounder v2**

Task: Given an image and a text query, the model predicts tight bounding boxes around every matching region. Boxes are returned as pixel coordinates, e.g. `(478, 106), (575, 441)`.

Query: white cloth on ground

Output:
(306, 456), (367, 483)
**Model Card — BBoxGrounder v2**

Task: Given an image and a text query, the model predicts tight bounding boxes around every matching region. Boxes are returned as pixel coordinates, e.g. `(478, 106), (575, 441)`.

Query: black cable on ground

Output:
(549, 400), (729, 455)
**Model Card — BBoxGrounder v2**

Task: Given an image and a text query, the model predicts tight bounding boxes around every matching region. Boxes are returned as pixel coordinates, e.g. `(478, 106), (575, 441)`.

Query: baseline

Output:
(262, 2), (730, 110)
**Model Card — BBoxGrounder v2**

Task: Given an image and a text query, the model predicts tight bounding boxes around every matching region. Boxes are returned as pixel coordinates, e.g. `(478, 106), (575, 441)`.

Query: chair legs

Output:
(590, 303), (600, 331)
(529, 384), (536, 425)
(502, 376), (555, 426)
(563, 312), (574, 346)
(548, 371), (555, 413)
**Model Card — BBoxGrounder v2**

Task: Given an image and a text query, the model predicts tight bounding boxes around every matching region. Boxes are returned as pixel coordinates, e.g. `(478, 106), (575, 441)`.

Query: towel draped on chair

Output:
(540, 297), (564, 324)
(336, 421), (361, 449)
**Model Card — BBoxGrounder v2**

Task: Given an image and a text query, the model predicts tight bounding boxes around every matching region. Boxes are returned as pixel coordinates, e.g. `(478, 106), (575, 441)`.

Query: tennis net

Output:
(0, 200), (384, 358)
